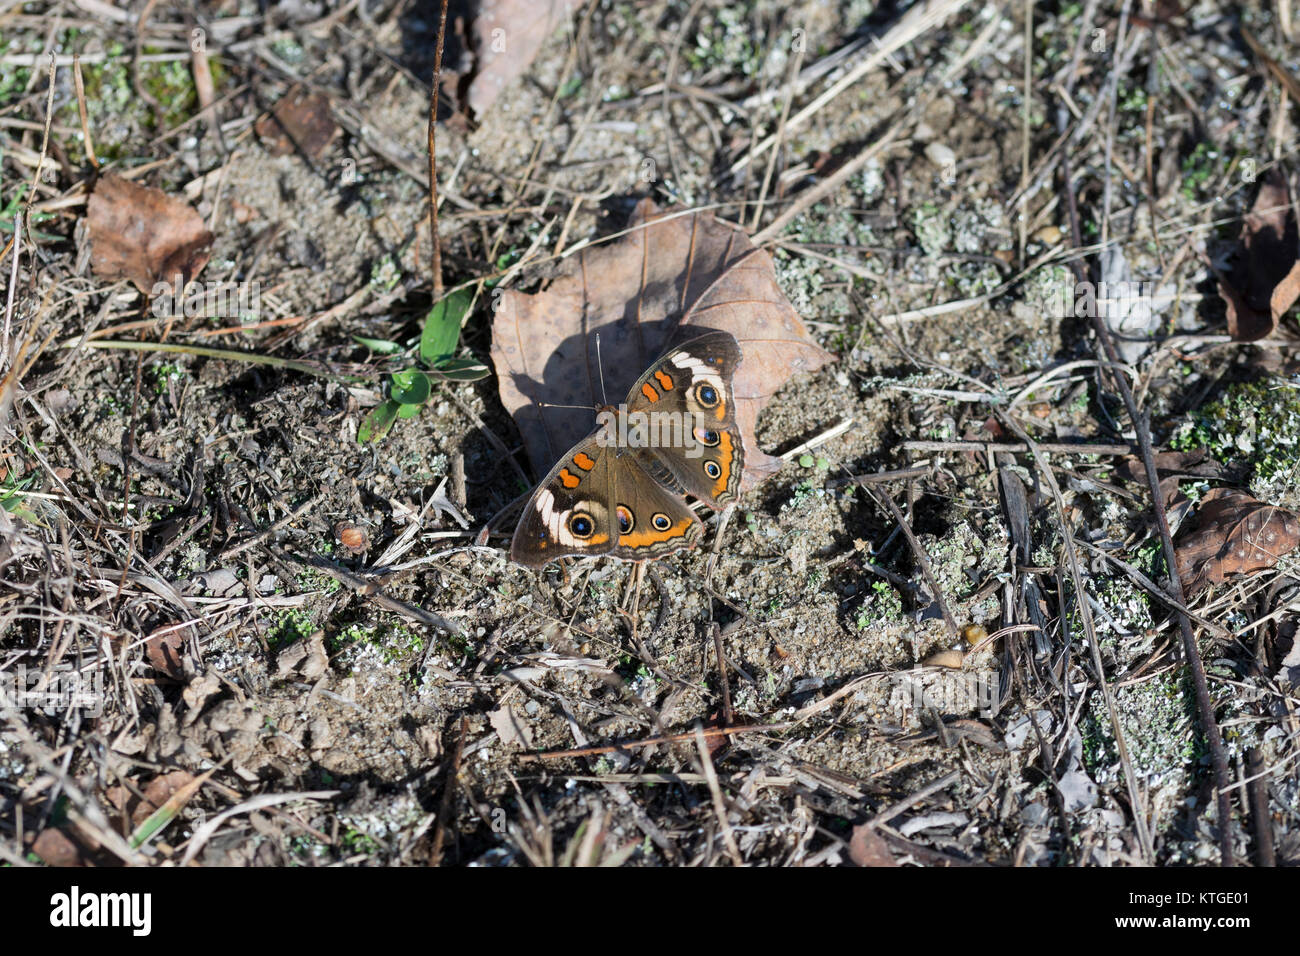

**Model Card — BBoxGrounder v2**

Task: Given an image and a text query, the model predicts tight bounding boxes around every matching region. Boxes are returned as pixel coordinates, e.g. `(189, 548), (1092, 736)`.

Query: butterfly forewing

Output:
(510, 436), (618, 566)
(624, 330), (746, 509)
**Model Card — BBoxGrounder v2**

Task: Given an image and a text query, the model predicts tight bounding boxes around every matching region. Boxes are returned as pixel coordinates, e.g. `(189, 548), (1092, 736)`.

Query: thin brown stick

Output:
(877, 489), (960, 641)
(1061, 149), (1236, 867)
(519, 722), (790, 762)
(72, 55), (98, 167)
(694, 724), (742, 865)
(827, 465), (933, 488)
(902, 440), (1134, 456)
(1, 214), (18, 370)
(713, 622), (733, 726)
(426, 0), (450, 299)
(1246, 748), (1275, 867)
(429, 716), (467, 866)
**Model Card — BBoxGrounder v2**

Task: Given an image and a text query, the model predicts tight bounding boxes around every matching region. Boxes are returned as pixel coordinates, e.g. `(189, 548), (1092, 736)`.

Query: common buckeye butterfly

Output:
(510, 330), (743, 566)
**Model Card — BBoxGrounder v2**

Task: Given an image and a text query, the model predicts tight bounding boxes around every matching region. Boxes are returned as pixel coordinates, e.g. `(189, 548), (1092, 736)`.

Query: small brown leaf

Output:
(1217, 168), (1300, 341)
(86, 174), (213, 294)
(490, 199), (834, 490)
(848, 824), (897, 867)
(255, 88), (338, 158)
(138, 770), (196, 827)
(276, 631), (329, 681)
(487, 703), (533, 750)
(145, 626), (185, 678)
(1116, 449), (1230, 507)
(466, 0), (582, 116)
(1175, 488), (1300, 595)
(32, 828), (90, 867)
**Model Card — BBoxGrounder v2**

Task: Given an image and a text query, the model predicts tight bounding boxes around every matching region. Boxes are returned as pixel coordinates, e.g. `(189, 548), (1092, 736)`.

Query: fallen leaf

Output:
(181, 669), (222, 725)
(255, 87), (338, 158)
(129, 768), (213, 849)
(145, 626), (186, 678)
(86, 174), (213, 294)
(466, 0), (582, 117)
(138, 770), (196, 827)
(1217, 168), (1300, 341)
(848, 824), (897, 866)
(490, 199), (834, 490)
(1175, 488), (1300, 595)
(1116, 449), (1231, 507)
(105, 769), (197, 833)
(487, 703), (533, 750)
(276, 631), (329, 681)
(32, 828), (90, 866)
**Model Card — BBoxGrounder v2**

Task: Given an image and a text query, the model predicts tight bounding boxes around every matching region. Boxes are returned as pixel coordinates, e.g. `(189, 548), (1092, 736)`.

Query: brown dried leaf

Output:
(145, 626), (185, 678)
(487, 703), (533, 750)
(32, 828), (90, 867)
(490, 199), (835, 490)
(1174, 488), (1300, 595)
(255, 88), (338, 158)
(1116, 449), (1231, 507)
(466, 0), (582, 116)
(276, 631), (329, 681)
(104, 770), (196, 830)
(1218, 168), (1300, 341)
(848, 824), (897, 867)
(86, 174), (213, 294)
(138, 770), (196, 827)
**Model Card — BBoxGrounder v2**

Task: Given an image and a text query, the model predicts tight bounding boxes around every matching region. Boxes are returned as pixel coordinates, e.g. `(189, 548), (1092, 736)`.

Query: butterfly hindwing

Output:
(609, 453), (703, 560)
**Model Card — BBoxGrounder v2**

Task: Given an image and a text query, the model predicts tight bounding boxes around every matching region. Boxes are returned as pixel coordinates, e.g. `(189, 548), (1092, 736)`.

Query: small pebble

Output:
(925, 142), (957, 170)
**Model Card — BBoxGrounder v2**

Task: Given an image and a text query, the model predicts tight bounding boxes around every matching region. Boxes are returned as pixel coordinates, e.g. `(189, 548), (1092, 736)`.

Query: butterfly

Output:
(510, 329), (744, 566)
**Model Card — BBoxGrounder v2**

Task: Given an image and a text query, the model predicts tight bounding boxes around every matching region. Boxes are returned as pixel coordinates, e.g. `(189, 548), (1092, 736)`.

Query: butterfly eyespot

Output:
(651, 513), (672, 531)
(694, 383), (720, 407)
(703, 460), (721, 479)
(568, 512), (595, 538)
(616, 505), (635, 534)
(695, 427), (721, 447)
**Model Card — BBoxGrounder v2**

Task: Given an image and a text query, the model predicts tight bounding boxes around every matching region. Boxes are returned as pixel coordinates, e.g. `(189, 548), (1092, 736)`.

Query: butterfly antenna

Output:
(595, 332), (609, 408)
